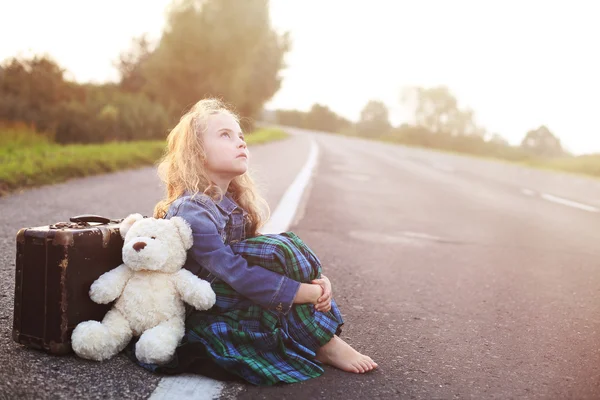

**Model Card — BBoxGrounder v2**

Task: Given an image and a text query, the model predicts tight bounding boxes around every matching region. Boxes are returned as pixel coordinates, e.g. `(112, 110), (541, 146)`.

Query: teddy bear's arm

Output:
(89, 264), (134, 304)
(173, 269), (217, 311)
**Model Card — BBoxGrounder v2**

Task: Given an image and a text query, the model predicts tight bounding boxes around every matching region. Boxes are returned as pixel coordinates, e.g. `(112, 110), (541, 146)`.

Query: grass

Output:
(0, 124), (289, 196)
(523, 155), (600, 179)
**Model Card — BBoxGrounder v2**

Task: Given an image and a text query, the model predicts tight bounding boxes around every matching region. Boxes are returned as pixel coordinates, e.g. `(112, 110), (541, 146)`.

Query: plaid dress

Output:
(127, 231), (344, 386)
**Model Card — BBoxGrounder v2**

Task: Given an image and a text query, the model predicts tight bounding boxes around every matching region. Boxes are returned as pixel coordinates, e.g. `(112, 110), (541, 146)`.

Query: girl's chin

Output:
(232, 166), (249, 175)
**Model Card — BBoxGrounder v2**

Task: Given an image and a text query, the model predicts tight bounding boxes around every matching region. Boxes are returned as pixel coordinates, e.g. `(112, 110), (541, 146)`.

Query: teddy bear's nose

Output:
(133, 242), (147, 252)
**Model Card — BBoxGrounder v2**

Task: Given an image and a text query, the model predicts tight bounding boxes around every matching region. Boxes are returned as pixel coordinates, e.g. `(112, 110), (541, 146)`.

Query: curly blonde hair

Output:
(153, 98), (270, 237)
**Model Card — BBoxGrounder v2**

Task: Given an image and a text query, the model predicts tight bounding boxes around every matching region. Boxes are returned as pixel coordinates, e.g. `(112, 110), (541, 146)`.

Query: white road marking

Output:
(521, 188), (536, 196)
(149, 138), (320, 399)
(347, 230), (445, 246)
(262, 138), (319, 234)
(402, 231), (445, 241)
(149, 375), (224, 400)
(540, 193), (599, 213)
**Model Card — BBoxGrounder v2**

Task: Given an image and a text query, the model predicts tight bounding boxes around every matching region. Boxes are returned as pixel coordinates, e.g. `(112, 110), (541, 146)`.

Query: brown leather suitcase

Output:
(13, 215), (125, 355)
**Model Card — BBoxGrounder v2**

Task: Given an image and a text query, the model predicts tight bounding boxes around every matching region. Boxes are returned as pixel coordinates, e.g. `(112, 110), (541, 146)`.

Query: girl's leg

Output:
(315, 334), (379, 374)
(236, 234), (379, 372)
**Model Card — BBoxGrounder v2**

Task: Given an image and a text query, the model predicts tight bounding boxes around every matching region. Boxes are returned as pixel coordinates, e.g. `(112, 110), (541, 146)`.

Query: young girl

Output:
(146, 98), (377, 385)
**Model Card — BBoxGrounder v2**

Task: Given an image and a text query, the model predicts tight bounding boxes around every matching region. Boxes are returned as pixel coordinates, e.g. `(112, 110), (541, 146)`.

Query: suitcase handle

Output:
(70, 215), (121, 225)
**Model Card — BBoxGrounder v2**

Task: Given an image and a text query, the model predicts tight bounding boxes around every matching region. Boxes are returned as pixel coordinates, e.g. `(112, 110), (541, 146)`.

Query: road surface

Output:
(1, 127), (600, 399)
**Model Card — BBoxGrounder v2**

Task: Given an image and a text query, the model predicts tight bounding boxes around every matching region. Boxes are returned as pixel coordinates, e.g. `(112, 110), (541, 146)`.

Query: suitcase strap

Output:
(49, 215), (125, 230)
(70, 215), (124, 224)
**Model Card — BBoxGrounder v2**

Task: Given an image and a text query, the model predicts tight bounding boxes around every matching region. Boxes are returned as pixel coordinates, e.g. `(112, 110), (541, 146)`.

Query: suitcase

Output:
(13, 214), (125, 355)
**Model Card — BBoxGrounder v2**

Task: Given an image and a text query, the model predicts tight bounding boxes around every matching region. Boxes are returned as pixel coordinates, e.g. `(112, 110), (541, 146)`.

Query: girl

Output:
(145, 98), (377, 385)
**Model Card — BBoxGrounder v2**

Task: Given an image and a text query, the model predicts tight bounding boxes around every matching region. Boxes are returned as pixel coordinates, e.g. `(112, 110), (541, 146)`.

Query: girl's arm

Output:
(293, 283), (322, 304)
(173, 197), (315, 314)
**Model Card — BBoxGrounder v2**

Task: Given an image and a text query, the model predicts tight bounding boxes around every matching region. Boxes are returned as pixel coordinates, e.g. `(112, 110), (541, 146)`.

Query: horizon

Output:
(1, 0), (598, 155)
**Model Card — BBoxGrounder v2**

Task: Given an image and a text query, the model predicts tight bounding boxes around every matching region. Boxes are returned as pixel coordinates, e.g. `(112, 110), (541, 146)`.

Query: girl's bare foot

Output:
(315, 335), (378, 374)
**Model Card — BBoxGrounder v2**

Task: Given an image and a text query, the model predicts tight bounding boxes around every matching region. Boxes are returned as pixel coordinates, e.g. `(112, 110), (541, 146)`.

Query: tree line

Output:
(0, 0), (286, 144)
(0, 0), (570, 161)
(272, 86), (567, 160)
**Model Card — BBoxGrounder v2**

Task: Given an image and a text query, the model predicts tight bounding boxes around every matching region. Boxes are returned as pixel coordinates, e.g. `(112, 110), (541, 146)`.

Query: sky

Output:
(1, 0), (598, 154)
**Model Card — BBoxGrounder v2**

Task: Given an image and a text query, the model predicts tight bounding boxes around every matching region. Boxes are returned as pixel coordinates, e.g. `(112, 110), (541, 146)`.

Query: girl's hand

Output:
(311, 274), (332, 312)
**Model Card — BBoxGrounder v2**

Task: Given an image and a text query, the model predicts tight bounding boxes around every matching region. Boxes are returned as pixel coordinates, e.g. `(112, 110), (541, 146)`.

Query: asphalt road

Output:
(0, 133), (308, 400)
(2, 127), (600, 399)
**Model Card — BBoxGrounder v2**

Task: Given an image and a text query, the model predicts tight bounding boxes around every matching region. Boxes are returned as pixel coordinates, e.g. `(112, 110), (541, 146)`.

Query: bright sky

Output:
(1, 0), (598, 154)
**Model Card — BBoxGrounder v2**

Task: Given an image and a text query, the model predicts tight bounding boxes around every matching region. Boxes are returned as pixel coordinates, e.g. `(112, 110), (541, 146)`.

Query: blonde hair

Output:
(153, 98), (270, 237)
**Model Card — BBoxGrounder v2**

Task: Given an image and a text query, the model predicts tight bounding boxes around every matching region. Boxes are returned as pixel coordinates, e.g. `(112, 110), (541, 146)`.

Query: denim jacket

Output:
(165, 190), (301, 315)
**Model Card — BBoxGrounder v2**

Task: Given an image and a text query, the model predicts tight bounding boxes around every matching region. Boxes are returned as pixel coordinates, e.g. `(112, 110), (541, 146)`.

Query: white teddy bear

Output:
(71, 212), (216, 364)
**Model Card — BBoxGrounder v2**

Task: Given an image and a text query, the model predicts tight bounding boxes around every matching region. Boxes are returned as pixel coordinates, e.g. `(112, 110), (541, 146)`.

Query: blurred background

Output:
(1, 0), (599, 195)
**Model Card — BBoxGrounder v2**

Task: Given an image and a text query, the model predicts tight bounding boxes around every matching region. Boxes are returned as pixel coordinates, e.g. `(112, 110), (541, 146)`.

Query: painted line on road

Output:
(149, 138), (320, 400)
(261, 138), (319, 234)
(540, 193), (599, 213)
(149, 375), (224, 400)
(521, 188), (536, 196)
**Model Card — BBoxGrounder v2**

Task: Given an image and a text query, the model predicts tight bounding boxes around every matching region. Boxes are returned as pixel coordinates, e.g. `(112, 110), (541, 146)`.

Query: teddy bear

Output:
(71, 212), (216, 364)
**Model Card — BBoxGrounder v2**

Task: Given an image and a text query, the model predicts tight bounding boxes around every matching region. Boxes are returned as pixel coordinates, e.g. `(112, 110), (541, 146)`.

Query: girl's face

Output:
(202, 112), (249, 179)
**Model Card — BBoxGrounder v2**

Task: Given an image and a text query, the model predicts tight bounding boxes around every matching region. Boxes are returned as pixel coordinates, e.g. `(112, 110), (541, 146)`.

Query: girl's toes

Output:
(357, 360), (368, 371)
(360, 357), (373, 369)
(353, 361), (364, 373)
(356, 360), (367, 372)
(365, 357), (378, 368)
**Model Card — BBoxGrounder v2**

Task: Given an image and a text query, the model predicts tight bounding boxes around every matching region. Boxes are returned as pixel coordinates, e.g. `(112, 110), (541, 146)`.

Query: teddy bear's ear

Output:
(170, 216), (193, 250)
(119, 213), (144, 239)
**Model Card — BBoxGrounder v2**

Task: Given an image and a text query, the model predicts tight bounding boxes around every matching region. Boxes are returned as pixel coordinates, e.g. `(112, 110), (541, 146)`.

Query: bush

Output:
(49, 89), (170, 144)
(0, 55), (171, 145)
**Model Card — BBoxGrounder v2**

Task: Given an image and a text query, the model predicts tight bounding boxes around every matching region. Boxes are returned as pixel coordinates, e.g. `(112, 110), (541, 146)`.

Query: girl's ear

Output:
(170, 216), (193, 250)
(119, 213), (144, 239)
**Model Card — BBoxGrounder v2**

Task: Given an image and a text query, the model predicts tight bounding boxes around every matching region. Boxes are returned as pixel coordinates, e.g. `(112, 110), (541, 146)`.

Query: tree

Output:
(275, 109), (307, 128)
(233, 28), (290, 128)
(401, 85), (485, 137)
(487, 132), (509, 146)
(0, 54), (80, 132)
(355, 100), (391, 137)
(131, 0), (289, 121)
(520, 125), (564, 157)
(273, 104), (351, 133)
(115, 34), (155, 94)
(305, 103), (351, 133)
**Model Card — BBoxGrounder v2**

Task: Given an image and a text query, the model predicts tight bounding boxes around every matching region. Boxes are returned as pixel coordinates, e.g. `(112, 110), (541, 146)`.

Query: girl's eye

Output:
(151, 236), (156, 239)
(221, 132), (230, 138)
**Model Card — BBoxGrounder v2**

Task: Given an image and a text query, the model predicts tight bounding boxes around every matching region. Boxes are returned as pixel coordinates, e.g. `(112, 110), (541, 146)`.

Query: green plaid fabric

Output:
(129, 232), (344, 386)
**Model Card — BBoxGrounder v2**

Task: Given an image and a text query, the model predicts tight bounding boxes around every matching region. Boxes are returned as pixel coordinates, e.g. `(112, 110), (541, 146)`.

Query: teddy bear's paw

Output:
(136, 339), (176, 365)
(135, 326), (180, 365)
(72, 321), (120, 361)
(89, 282), (117, 304)
(189, 280), (217, 310)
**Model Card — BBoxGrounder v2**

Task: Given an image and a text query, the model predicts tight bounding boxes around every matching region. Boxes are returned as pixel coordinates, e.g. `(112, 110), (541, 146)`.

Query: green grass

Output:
(0, 125), (288, 196)
(523, 154), (600, 178)
(245, 127), (288, 144)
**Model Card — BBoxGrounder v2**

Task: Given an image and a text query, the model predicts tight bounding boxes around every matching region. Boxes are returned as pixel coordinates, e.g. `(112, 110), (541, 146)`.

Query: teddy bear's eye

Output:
(151, 236), (156, 240)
